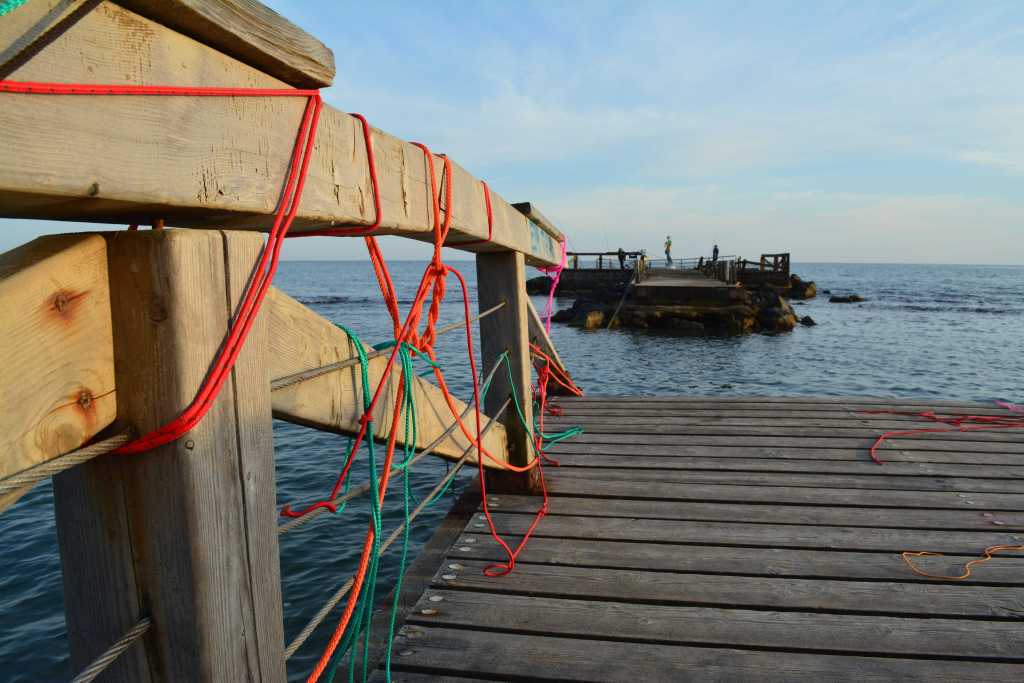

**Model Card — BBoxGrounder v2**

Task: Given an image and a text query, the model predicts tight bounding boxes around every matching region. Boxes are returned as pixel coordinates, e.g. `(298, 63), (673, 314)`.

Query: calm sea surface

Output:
(2, 261), (1022, 681)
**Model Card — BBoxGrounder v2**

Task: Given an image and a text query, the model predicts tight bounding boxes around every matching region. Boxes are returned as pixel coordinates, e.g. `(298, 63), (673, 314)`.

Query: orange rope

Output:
(902, 545), (1024, 580)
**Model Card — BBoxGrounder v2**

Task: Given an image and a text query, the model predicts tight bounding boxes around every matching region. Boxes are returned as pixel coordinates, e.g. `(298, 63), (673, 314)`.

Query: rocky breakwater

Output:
(787, 273), (817, 300)
(555, 286), (798, 335)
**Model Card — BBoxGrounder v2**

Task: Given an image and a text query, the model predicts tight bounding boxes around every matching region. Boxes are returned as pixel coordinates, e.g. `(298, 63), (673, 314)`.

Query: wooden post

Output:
(475, 251), (538, 492)
(52, 229), (286, 682)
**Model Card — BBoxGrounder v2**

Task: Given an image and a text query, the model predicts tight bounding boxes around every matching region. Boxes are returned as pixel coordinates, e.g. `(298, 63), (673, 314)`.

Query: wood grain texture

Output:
(483, 494), (1024, 530)
(54, 229), (285, 682)
(117, 0), (335, 88)
(266, 288), (508, 467)
(435, 560), (1024, 618)
(388, 627), (1024, 681)
(0, 233), (115, 483)
(407, 590), (1024, 659)
(476, 251), (536, 489)
(0, 2), (563, 266)
(447, 536), (1024, 584)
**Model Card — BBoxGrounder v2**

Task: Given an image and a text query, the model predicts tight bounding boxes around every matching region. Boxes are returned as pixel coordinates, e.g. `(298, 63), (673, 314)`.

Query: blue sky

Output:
(3, 1), (1022, 263)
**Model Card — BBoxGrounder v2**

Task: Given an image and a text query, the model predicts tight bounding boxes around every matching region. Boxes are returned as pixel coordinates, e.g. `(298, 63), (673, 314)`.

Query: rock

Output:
(581, 310), (605, 329)
(754, 291), (797, 332)
(526, 275), (554, 295)
(800, 315), (816, 326)
(668, 319), (705, 335)
(551, 307), (575, 323)
(787, 274), (817, 300)
(829, 294), (865, 303)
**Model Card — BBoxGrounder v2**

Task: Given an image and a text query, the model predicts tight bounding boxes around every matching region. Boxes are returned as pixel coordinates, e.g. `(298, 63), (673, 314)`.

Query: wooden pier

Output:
(380, 396), (1024, 681)
(1, 3), (1022, 682)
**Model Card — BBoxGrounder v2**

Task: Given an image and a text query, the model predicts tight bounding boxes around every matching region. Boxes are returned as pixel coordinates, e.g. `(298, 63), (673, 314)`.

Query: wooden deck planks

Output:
(378, 396), (1024, 681)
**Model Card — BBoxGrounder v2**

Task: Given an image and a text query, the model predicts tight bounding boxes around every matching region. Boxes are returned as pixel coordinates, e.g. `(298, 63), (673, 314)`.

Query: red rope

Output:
(446, 180), (493, 246)
(0, 79), (326, 455)
(862, 406), (1024, 464)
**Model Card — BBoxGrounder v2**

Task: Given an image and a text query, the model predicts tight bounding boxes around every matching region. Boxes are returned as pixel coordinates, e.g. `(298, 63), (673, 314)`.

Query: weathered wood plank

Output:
(546, 440), (1024, 465)
(117, 0), (335, 88)
(466, 513), (1024, 554)
(266, 287), (508, 467)
(558, 432), (1024, 453)
(476, 251), (537, 490)
(0, 0), (93, 77)
(408, 591), (1024, 660)
(0, 233), (116, 494)
(449, 535), (1024, 584)
(546, 476), (1024, 509)
(547, 415), (1024, 432)
(0, 1), (563, 266)
(547, 466), (1024, 493)
(555, 395), (997, 408)
(550, 452), (1024, 478)
(54, 229), (286, 681)
(435, 560), (1024, 619)
(548, 421), (1024, 444)
(390, 626), (1024, 681)
(526, 297), (567, 375)
(487, 494), (1024, 531)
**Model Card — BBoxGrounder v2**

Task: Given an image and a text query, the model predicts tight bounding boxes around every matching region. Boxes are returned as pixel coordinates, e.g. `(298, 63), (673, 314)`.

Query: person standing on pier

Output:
(664, 236), (673, 266)
(617, 247), (627, 270)
(713, 244), (719, 263)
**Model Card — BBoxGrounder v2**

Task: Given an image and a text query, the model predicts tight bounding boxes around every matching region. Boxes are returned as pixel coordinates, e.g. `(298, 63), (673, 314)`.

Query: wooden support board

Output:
(53, 229), (285, 681)
(266, 287), (508, 467)
(0, 1), (563, 266)
(0, 233), (116, 509)
(374, 396), (1024, 681)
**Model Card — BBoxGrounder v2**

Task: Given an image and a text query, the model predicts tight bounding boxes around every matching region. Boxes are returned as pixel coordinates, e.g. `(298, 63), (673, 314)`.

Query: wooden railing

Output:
(0, 2), (574, 680)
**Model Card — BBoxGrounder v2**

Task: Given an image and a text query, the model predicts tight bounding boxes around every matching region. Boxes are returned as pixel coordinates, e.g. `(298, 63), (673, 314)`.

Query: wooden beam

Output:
(526, 298), (567, 374)
(0, 233), (116, 510)
(0, 0), (93, 78)
(117, 0), (335, 88)
(476, 251), (538, 491)
(266, 288), (509, 468)
(53, 229), (286, 681)
(0, 1), (564, 266)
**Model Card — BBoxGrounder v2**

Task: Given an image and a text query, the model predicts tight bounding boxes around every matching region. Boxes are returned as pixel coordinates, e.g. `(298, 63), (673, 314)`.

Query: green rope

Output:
(317, 339), (582, 683)
(0, 0), (28, 17)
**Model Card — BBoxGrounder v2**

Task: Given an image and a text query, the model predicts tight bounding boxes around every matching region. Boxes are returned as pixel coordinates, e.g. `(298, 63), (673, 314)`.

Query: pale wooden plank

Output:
(436, 560), (1024, 618)
(0, 0), (92, 76)
(391, 626), (1024, 681)
(118, 0), (335, 87)
(0, 234), (116, 484)
(266, 287), (508, 467)
(54, 229), (286, 681)
(476, 251), (537, 491)
(488, 494), (1024, 530)
(0, 1), (563, 266)
(408, 590), (1024, 660)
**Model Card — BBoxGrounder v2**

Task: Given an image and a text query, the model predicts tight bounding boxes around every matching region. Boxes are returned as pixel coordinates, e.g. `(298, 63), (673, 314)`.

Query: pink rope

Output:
(537, 239), (567, 333)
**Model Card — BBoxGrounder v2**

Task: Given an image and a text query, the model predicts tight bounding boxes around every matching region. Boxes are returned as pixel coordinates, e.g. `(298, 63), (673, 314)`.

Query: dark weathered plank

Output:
(559, 432), (1024, 453)
(463, 513), (1024, 554)
(488, 494), (1024, 530)
(546, 441), (1024, 465)
(390, 626), (1024, 681)
(448, 536), (1024, 584)
(558, 425), (1024, 445)
(434, 560), (1024, 618)
(555, 396), (997, 408)
(407, 591), (1024, 659)
(546, 466), (1024, 494)
(546, 476), (1024, 510)
(550, 452), (1024, 478)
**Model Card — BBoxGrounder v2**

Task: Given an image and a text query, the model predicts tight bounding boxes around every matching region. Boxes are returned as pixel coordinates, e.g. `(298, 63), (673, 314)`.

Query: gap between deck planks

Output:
(375, 396), (1024, 681)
